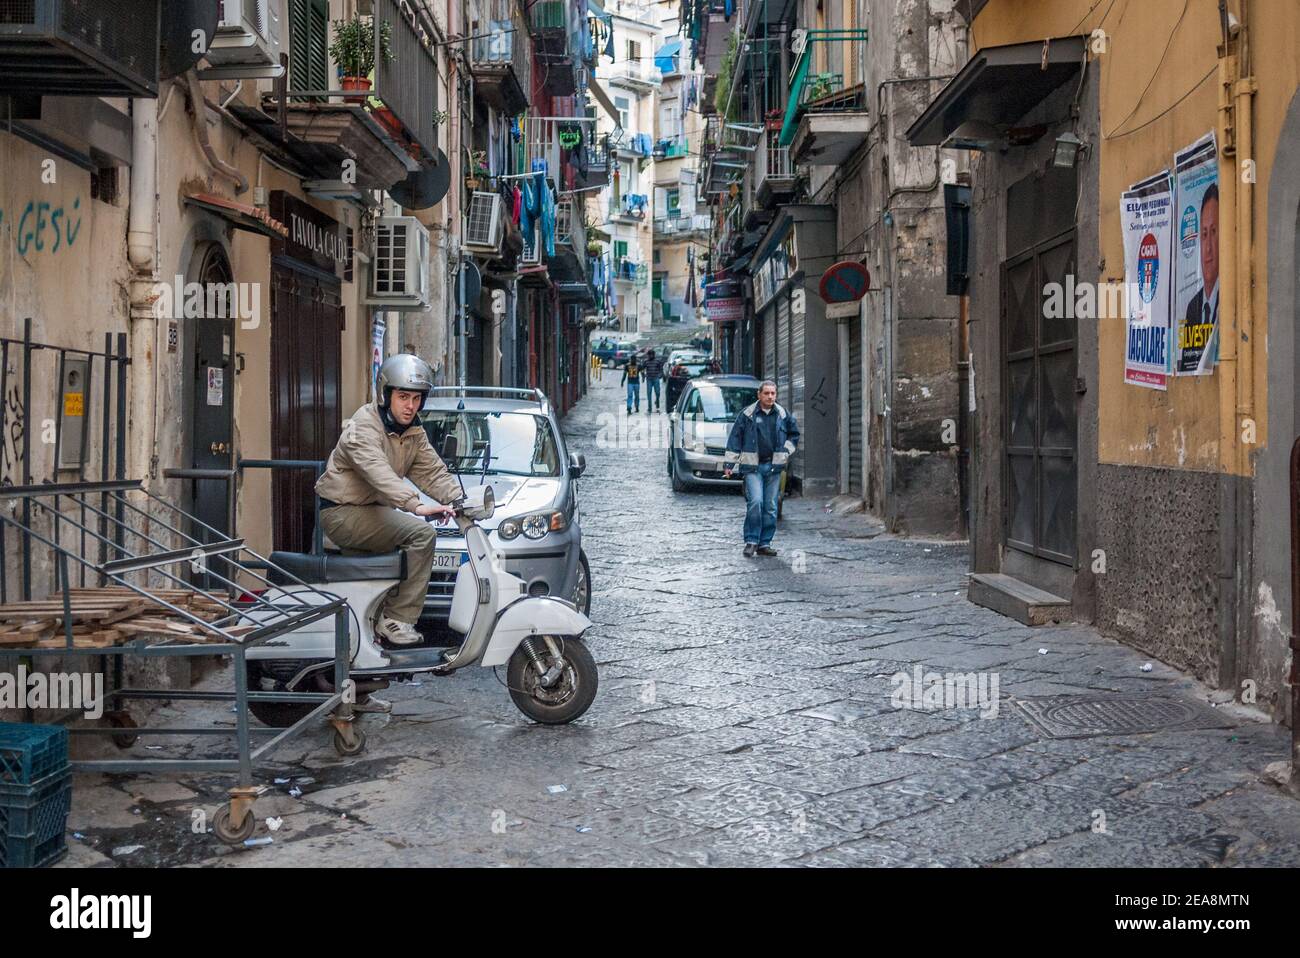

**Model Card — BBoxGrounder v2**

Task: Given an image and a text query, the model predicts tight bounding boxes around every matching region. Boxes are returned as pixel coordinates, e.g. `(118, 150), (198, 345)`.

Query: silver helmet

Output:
(377, 354), (434, 408)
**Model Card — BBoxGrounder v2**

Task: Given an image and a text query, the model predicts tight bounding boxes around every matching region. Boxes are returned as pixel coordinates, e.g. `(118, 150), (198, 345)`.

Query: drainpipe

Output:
(183, 72), (248, 195)
(838, 316), (850, 494)
(127, 97), (159, 483)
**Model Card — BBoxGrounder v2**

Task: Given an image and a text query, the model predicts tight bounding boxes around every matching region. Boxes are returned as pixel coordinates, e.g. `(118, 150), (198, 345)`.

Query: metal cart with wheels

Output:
(0, 479), (363, 845)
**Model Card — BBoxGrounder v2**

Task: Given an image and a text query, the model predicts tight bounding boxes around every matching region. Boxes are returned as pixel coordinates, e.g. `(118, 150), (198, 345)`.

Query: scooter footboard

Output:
(481, 597), (592, 668)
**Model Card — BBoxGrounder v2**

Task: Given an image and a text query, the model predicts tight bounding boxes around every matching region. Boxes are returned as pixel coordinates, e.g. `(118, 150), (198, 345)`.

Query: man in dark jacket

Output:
(723, 380), (799, 557)
(641, 349), (665, 412)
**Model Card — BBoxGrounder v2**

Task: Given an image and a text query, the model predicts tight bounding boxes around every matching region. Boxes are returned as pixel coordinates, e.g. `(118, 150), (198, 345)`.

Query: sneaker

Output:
(756, 545), (778, 556)
(375, 615), (422, 646)
(743, 543), (757, 558)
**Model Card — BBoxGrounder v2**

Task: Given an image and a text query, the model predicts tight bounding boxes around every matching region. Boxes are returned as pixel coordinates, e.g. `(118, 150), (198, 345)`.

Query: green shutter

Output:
(289, 0), (329, 100)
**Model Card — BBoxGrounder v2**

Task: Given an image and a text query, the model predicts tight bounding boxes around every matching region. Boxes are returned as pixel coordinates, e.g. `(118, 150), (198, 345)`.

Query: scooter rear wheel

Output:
(507, 637), (598, 725)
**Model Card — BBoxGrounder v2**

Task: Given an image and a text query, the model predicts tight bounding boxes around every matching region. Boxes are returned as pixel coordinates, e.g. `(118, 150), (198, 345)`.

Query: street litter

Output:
(112, 845), (144, 856)
(73, 833), (86, 841)
(295, 777), (316, 785)
(1140, 663), (1154, 672)
(1038, 648), (1049, 655)
(576, 825), (592, 833)
(274, 777), (290, 785)
(243, 837), (273, 847)
(266, 817), (283, 832)
(288, 787), (303, 798)
(546, 784), (568, 794)
(145, 745), (163, 750)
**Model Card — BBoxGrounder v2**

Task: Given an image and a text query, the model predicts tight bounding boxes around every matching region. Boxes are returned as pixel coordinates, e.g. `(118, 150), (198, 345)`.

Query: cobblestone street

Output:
(62, 378), (1300, 868)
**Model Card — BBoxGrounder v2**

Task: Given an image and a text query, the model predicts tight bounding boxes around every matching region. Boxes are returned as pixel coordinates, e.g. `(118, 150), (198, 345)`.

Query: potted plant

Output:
(465, 151), (488, 190)
(330, 16), (394, 100)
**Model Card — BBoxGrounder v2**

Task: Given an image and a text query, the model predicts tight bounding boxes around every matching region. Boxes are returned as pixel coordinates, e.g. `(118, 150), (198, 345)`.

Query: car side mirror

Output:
(441, 435), (458, 461)
(569, 452), (586, 478)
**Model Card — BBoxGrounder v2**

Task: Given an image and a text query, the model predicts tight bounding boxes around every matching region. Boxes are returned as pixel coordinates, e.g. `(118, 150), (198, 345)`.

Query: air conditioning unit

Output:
(519, 220), (542, 267)
(465, 192), (505, 254)
(0, 0), (161, 97)
(207, 0), (284, 68)
(365, 217), (431, 310)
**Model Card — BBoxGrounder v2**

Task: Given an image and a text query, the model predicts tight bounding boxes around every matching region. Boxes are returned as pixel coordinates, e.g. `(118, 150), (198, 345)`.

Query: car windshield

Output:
(696, 384), (759, 422)
(420, 411), (561, 477)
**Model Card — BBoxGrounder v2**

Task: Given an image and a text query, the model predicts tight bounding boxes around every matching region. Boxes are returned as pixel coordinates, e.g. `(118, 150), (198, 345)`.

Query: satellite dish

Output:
(390, 150), (452, 210)
(161, 0), (222, 80)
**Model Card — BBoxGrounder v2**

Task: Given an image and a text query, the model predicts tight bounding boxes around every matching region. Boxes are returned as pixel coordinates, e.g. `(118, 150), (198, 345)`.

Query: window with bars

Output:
(289, 0), (330, 99)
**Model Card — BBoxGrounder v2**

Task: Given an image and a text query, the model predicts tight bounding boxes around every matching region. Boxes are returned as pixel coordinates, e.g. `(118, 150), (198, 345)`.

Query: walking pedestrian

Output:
(642, 349), (665, 412)
(722, 380), (800, 557)
(621, 354), (642, 413)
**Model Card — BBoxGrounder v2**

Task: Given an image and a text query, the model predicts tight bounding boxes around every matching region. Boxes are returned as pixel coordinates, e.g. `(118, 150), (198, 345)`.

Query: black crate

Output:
(0, 770), (72, 868)
(0, 0), (161, 97)
(0, 722), (68, 787)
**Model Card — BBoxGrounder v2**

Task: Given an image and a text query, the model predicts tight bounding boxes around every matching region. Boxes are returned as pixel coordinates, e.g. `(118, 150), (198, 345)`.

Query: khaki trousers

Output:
(319, 505), (436, 624)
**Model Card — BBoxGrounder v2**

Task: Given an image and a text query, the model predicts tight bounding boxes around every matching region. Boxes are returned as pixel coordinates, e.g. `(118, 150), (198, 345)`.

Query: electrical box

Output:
(57, 357), (89, 471)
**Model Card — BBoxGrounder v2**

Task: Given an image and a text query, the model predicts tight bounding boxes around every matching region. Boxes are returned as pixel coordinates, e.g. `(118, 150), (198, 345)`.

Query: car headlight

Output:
(503, 511), (567, 540)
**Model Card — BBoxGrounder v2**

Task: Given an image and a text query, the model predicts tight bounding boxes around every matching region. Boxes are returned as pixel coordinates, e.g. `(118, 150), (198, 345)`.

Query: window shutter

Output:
(289, 0), (329, 99)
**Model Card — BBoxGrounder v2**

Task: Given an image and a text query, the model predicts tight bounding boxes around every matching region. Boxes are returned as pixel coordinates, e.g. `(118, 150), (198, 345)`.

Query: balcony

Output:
(755, 128), (795, 207)
(653, 137), (689, 160)
(780, 30), (871, 167)
(606, 61), (661, 93)
(574, 134), (612, 190)
(530, 0), (576, 95)
(237, 2), (441, 192)
(610, 194), (649, 224)
(655, 213), (711, 238)
(471, 17), (530, 116)
(613, 257), (648, 287)
(550, 197), (591, 293)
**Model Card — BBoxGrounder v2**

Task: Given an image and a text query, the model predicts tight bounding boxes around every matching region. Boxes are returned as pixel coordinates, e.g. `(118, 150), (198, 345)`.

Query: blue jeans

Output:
(626, 381), (640, 410)
(645, 377), (661, 409)
(743, 463), (781, 546)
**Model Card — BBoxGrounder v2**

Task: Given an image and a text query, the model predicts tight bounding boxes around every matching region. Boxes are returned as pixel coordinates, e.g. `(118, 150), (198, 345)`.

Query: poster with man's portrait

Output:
(1173, 132), (1220, 375)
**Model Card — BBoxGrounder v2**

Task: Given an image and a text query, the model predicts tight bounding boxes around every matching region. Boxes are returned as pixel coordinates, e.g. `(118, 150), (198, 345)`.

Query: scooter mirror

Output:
(441, 434), (459, 461)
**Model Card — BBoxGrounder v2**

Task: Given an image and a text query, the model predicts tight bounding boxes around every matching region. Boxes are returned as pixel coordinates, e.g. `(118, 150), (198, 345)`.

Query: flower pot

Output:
(465, 178), (481, 191)
(340, 76), (372, 101)
(373, 106), (403, 138)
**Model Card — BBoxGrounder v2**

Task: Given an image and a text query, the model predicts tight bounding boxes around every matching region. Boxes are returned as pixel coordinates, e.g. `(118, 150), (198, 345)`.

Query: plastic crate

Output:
(0, 723), (69, 786)
(0, 770), (72, 868)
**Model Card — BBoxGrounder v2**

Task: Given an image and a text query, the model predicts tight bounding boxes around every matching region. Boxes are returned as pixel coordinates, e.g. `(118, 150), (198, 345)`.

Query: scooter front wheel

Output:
(507, 636), (598, 725)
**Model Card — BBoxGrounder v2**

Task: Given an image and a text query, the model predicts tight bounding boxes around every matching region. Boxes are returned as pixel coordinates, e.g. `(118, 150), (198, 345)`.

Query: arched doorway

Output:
(189, 242), (235, 551)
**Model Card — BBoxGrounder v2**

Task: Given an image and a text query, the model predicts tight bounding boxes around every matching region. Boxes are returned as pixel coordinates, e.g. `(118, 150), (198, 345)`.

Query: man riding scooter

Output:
(315, 354), (459, 649)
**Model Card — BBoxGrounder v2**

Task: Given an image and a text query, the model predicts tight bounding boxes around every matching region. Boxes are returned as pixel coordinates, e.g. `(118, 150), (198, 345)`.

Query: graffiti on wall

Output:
(0, 197), (83, 256)
(0, 385), (26, 487)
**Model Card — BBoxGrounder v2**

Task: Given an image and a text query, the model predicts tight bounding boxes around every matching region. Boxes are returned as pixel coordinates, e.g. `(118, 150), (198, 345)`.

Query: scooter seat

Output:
(268, 550), (406, 585)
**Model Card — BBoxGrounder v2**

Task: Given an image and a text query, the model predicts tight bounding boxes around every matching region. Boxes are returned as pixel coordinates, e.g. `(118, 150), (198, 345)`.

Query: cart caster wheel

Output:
(213, 804), (256, 845)
(333, 727), (367, 757)
(106, 712), (138, 749)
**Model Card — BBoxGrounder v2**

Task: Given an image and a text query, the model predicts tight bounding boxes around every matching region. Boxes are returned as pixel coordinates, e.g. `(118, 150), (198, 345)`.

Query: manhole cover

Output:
(1013, 693), (1235, 739)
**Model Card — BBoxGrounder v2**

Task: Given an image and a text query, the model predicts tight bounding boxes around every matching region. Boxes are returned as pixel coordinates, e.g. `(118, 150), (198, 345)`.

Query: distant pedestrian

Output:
(621, 355), (642, 413)
(723, 380), (800, 557)
(641, 349), (665, 412)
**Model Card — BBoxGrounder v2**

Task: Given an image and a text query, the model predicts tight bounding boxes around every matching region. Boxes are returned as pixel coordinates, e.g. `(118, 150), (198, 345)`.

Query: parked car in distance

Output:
(667, 375), (762, 490)
(413, 388), (591, 642)
(665, 348), (708, 369)
(591, 338), (618, 366)
(612, 342), (637, 368)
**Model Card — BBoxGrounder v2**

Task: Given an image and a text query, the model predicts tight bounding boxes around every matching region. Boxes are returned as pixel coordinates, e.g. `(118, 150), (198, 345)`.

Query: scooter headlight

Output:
(498, 518), (522, 540)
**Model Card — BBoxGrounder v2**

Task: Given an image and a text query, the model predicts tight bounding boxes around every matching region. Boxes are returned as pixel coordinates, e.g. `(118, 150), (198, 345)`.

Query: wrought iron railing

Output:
(755, 127), (793, 190)
(779, 29), (870, 147)
(373, 0), (440, 159)
(470, 13), (531, 108)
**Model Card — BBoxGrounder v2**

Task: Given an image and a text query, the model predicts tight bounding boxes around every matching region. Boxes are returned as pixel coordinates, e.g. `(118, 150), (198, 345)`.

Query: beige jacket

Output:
(315, 403), (461, 512)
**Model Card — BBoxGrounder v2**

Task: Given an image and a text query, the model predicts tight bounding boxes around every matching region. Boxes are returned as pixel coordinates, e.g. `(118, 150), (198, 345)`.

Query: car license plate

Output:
(432, 551), (467, 571)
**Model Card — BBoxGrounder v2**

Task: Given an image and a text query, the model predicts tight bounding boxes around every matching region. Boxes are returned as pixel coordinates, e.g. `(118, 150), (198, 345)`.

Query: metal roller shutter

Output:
(788, 287), (805, 476)
(848, 313), (863, 494)
(762, 304), (775, 381)
(776, 290), (789, 405)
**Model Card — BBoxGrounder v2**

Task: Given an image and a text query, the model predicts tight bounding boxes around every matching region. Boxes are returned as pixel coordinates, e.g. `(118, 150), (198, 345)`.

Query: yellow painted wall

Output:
(973, 0), (1298, 476)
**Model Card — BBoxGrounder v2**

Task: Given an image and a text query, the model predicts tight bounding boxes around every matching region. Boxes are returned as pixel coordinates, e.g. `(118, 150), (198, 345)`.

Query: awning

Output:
(586, 76), (621, 126)
(184, 193), (288, 239)
(906, 36), (1086, 148)
(654, 38), (681, 74)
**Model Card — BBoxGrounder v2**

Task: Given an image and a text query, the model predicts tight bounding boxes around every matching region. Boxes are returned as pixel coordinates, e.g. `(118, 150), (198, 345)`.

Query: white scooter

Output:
(244, 437), (598, 745)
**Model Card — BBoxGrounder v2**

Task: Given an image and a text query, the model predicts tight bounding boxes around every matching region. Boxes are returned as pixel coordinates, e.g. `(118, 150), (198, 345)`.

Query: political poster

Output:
(1173, 132), (1220, 375)
(1120, 170), (1174, 390)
